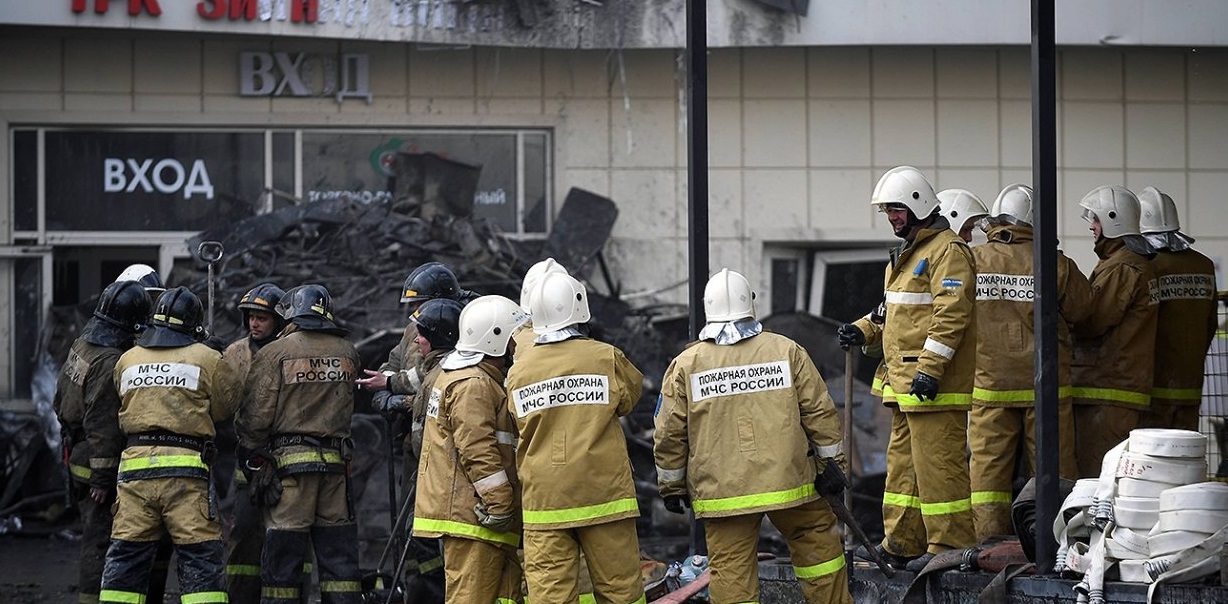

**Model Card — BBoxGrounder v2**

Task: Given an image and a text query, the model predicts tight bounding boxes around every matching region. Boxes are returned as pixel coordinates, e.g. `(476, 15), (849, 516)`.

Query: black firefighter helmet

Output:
(400, 262), (460, 304)
(410, 297), (464, 350)
(81, 280), (153, 349)
(138, 286), (206, 348)
(280, 284), (342, 332)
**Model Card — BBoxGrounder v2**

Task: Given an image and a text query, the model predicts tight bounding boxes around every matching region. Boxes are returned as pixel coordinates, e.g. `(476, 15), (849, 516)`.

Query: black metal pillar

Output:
(685, 0), (710, 556)
(1030, 0), (1059, 575)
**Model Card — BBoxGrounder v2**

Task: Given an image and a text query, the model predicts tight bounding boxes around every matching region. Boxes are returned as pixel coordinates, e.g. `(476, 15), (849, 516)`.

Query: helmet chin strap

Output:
(892, 208), (930, 239)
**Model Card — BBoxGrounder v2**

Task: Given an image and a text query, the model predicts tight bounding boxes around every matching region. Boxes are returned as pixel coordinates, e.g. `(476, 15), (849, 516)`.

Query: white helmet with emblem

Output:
(937, 188), (989, 235)
(992, 184), (1034, 226)
(456, 295), (528, 356)
(528, 273), (591, 334)
(1079, 185), (1142, 239)
(704, 268), (756, 323)
(871, 166), (939, 218)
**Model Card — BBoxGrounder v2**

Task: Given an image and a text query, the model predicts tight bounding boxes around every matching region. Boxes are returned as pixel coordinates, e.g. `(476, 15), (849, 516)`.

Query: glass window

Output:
(300, 130), (548, 235)
(12, 258), (42, 399)
(13, 129), (37, 232)
(43, 130), (265, 231)
(272, 131), (296, 207)
(522, 133), (549, 233)
(771, 258), (801, 315)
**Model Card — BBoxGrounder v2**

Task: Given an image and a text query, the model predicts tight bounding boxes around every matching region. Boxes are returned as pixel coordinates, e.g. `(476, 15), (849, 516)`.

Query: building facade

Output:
(2, 0), (1227, 408)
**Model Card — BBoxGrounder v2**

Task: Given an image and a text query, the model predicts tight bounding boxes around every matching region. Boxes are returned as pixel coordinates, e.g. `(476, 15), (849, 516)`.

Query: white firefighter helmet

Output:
(1079, 185), (1142, 239)
(871, 166), (939, 218)
(936, 188), (989, 234)
(1137, 186), (1180, 234)
(455, 295), (528, 357)
(992, 184), (1034, 226)
(529, 272), (591, 334)
(520, 257), (569, 313)
(703, 268), (756, 323)
(115, 263), (166, 294)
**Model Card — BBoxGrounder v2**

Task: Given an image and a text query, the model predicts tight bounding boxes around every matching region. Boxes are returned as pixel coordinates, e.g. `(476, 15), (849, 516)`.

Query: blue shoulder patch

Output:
(941, 278), (963, 288)
(654, 393), (663, 417)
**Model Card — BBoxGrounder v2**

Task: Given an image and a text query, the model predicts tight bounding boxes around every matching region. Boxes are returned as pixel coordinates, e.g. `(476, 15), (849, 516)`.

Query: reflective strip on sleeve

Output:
(418, 555), (444, 574)
(923, 337), (955, 360)
(895, 392), (973, 410)
(973, 386), (1073, 403)
(495, 431), (517, 446)
(812, 442), (843, 459)
(319, 581), (361, 593)
(98, 590), (145, 604)
(1150, 387), (1203, 401)
(971, 491), (1013, 505)
(882, 491), (922, 510)
(412, 517), (520, 547)
(89, 457), (119, 469)
(920, 497), (973, 516)
(522, 498), (640, 526)
(180, 592), (229, 603)
(656, 466), (686, 483)
(473, 469), (510, 494)
(793, 553), (847, 579)
(1070, 387), (1150, 408)
(885, 291), (934, 305)
(118, 455), (208, 472)
(691, 484), (814, 515)
(70, 464), (93, 480)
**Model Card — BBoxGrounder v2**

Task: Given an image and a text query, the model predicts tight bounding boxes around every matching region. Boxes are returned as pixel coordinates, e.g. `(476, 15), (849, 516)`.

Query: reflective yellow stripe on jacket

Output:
(1070, 387), (1150, 408)
(412, 517), (520, 547)
(691, 484), (814, 515)
(118, 455), (208, 472)
(522, 498), (639, 528)
(973, 386), (1073, 403)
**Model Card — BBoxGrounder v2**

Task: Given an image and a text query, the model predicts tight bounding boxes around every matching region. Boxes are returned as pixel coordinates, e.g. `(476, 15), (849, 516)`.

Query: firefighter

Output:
(1071, 186), (1159, 477)
(53, 281), (152, 604)
(966, 184), (1093, 542)
(114, 263), (166, 295)
(236, 284), (363, 604)
(655, 268), (852, 604)
(412, 295), (525, 603)
(836, 166), (977, 571)
(221, 282), (287, 604)
(99, 287), (242, 604)
(936, 188), (989, 244)
(505, 273), (646, 604)
(1135, 186), (1218, 432)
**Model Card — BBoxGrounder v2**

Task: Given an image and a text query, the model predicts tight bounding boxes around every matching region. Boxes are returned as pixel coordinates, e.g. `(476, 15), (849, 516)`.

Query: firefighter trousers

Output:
(882, 409), (975, 555)
(75, 489), (174, 604)
(1137, 402), (1199, 432)
(1073, 405), (1139, 478)
(968, 401), (1077, 542)
(441, 536), (522, 603)
(522, 518), (645, 604)
(704, 499), (851, 604)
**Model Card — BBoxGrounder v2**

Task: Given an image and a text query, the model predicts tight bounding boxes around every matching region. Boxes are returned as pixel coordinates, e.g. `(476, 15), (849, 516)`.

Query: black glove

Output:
(250, 463), (283, 508)
(663, 495), (691, 515)
(909, 372), (940, 401)
(814, 460), (849, 497)
(837, 324), (866, 350)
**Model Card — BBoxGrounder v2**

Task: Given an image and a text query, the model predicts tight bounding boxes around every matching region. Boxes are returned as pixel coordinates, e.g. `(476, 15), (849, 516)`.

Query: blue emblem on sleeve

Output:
(941, 278), (963, 288)
(654, 393), (663, 417)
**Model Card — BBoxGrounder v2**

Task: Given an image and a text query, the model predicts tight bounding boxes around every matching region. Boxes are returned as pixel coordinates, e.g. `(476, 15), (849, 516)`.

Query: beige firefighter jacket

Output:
(878, 223), (977, 412)
(112, 342), (241, 480)
(413, 360), (521, 547)
(1150, 248), (1218, 406)
(505, 336), (643, 530)
(222, 336), (257, 383)
(408, 348), (449, 460)
(54, 339), (126, 489)
(236, 326), (361, 472)
(971, 224), (1094, 407)
(1072, 237), (1159, 410)
(381, 323), (424, 395)
(654, 332), (845, 519)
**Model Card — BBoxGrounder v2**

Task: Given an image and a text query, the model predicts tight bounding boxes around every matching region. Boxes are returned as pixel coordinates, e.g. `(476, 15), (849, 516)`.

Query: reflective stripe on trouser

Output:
(1073, 405), (1139, 478)
(227, 484), (265, 604)
(1136, 401), (1200, 432)
(441, 536), (522, 603)
(704, 499), (851, 604)
(968, 402), (1077, 543)
(101, 539), (225, 604)
(880, 408), (926, 557)
(523, 518), (645, 604)
(261, 529), (309, 604)
(897, 409), (975, 553)
(312, 524), (361, 604)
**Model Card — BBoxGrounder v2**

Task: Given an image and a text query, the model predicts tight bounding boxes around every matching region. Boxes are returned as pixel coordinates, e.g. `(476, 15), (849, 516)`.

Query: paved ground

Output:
(0, 532), (92, 603)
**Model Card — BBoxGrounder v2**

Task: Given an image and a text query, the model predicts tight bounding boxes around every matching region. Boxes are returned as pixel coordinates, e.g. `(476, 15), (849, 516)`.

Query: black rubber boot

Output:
(261, 529), (310, 604)
(312, 524), (362, 604)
